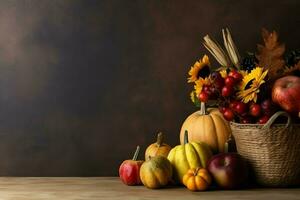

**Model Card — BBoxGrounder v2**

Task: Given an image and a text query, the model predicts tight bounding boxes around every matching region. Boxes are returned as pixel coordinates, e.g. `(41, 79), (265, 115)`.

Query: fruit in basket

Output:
(145, 132), (171, 161)
(249, 103), (261, 117)
(231, 71), (243, 82)
(207, 153), (248, 189)
(140, 156), (173, 189)
(240, 116), (252, 124)
(179, 103), (231, 153)
(119, 146), (144, 185)
(223, 108), (234, 121)
(168, 131), (213, 183)
(183, 168), (212, 191)
(258, 115), (270, 124)
(225, 76), (235, 87)
(261, 99), (275, 116)
(234, 102), (247, 115)
(272, 75), (300, 114)
(211, 72), (225, 89)
(221, 86), (233, 97)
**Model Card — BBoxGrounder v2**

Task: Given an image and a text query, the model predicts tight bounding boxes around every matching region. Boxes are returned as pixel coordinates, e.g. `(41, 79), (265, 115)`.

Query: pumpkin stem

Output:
(132, 146), (140, 161)
(200, 102), (207, 115)
(184, 130), (189, 144)
(194, 167), (201, 176)
(156, 132), (164, 146)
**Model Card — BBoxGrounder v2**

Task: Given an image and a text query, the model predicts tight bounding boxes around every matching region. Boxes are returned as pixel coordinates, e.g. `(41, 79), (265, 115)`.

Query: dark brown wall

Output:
(0, 0), (299, 176)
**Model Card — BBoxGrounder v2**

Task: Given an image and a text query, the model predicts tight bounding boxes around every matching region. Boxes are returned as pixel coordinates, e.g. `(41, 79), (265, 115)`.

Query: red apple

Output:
(207, 153), (248, 189)
(119, 146), (144, 185)
(272, 76), (300, 114)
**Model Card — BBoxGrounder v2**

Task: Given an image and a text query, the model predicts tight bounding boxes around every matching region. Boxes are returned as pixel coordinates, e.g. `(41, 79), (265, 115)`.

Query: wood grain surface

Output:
(0, 177), (298, 200)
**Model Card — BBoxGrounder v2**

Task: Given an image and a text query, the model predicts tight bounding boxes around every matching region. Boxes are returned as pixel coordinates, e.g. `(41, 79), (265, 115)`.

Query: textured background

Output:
(0, 0), (299, 176)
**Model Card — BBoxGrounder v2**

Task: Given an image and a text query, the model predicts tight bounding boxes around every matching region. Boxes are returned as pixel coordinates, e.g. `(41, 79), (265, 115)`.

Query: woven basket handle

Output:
(262, 111), (291, 130)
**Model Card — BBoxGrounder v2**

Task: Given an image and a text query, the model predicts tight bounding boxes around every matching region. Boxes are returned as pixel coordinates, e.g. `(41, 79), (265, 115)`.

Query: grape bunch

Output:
(241, 54), (258, 72)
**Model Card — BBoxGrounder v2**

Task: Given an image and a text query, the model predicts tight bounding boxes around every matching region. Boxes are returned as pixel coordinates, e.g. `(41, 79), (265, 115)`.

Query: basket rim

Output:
(230, 121), (300, 129)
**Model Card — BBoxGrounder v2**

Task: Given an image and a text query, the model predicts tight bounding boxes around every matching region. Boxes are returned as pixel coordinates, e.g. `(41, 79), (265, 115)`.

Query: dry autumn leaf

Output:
(256, 28), (285, 80)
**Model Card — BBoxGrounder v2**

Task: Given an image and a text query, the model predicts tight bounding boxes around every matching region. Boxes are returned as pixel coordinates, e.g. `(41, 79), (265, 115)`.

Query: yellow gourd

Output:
(183, 167), (212, 191)
(145, 132), (171, 161)
(180, 102), (231, 153)
(167, 131), (213, 184)
(140, 156), (173, 189)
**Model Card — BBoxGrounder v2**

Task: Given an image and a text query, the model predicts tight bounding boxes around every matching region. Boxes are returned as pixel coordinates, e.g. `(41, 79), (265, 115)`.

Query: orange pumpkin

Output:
(145, 132), (171, 161)
(180, 102), (231, 153)
(183, 167), (212, 191)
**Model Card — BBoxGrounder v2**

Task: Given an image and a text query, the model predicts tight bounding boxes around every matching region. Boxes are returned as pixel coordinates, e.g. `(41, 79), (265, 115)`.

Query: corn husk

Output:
(203, 35), (231, 67)
(222, 28), (241, 69)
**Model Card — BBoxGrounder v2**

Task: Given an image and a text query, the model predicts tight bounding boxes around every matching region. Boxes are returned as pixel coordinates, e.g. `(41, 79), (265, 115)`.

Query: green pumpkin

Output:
(167, 131), (213, 184)
(139, 156), (173, 189)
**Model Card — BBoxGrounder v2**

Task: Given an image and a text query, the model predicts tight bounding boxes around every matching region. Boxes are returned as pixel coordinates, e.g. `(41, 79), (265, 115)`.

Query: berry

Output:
(202, 85), (212, 95)
(261, 99), (272, 111)
(219, 106), (227, 113)
(232, 71), (243, 82)
(223, 108), (234, 121)
(211, 72), (224, 89)
(241, 117), (252, 124)
(229, 100), (238, 109)
(235, 102), (248, 115)
(221, 86), (233, 97)
(224, 76), (235, 87)
(258, 115), (270, 124)
(250, 104), (261, 117)
(198, 91), (209, 103)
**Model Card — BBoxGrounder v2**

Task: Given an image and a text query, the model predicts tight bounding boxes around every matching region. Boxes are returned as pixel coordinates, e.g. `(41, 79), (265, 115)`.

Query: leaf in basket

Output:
(256, 28), (286, 80)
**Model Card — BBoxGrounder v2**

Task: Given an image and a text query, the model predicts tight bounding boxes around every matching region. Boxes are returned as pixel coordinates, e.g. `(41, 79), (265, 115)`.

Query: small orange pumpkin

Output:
(182, 167), (212, 191)
(145, 132), (171, 161)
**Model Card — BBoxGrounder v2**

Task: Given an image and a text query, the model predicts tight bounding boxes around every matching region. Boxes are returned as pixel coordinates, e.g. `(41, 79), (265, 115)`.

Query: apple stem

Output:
(132, 146), (140, 161)
(156, 132), (163, 146)
(184, 130), (189, 144)
(200, 102), (207, 115)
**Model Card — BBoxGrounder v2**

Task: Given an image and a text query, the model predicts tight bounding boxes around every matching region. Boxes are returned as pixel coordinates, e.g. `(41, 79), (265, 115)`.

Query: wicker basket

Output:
(231, 111), (300, 187)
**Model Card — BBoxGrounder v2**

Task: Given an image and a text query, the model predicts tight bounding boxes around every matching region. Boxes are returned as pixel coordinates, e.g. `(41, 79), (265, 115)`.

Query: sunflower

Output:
(188, 55), (211, 83)
(194, 77), (212, 95)
(190, 91), (197, 103)
(237, 67), (268, 103)
(219, 69), (228, 78)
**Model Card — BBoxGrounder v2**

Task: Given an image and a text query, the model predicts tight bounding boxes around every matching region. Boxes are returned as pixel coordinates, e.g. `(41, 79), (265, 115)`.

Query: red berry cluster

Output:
(219, 99), (275, 124)
(199, 70), (276, 124)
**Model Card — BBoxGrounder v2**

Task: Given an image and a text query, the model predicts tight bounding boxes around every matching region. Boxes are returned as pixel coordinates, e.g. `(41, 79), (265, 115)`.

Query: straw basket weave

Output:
(231, 111), (300, 187)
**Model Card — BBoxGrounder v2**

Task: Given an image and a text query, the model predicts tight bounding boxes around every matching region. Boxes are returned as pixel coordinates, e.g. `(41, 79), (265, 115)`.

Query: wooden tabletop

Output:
(0, 177), (299, 200)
